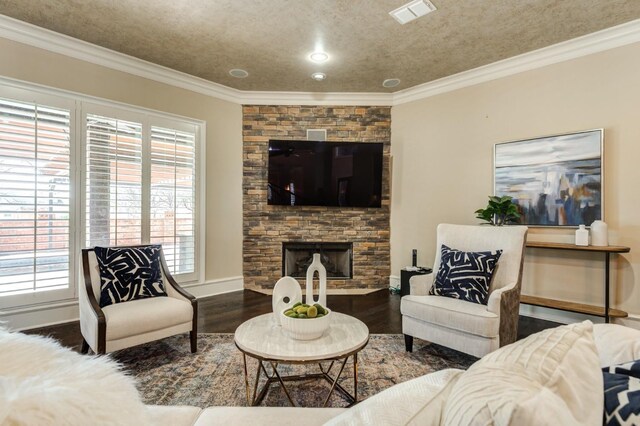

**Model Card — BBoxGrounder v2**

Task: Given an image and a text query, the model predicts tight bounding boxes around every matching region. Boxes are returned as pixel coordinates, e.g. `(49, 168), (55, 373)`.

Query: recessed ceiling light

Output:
(383, 78), (401, 88)
(311, 72), (327, 81)
(229, 69), (249, 78)
(309, 52), (329, 63)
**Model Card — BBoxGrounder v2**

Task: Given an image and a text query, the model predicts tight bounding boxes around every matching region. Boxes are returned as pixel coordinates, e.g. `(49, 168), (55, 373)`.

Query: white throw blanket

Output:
(0, 327), (148, 425)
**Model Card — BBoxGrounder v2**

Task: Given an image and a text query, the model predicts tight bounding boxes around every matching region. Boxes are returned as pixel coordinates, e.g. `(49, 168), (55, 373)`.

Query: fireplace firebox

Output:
(282, 242), (353, 280)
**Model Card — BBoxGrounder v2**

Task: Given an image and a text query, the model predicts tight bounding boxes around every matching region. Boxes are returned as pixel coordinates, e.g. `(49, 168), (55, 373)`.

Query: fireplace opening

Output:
(283, 242), (353, 280)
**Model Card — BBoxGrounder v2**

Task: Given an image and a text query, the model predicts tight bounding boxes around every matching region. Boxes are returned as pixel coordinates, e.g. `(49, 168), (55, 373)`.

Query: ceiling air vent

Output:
(389, 0), (437, 25)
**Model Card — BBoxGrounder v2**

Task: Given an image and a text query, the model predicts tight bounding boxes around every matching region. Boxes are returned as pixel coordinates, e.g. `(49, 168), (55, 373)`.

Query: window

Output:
(150, 125), (196, 275)
(0, 94), (75, 304)
(85, 114), (143, 247)
(0, 80), (203, 308)
(84, 106), (200, 280)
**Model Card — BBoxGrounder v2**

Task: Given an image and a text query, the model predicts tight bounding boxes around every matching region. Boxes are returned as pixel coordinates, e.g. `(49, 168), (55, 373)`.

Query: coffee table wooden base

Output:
(241, 352), (359, 407)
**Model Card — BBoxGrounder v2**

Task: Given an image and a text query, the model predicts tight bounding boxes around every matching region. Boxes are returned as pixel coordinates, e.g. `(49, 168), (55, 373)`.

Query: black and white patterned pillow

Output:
(603, 359), (640, 426)
(429, 244), (502, 305)
(94, 245), (167, 308)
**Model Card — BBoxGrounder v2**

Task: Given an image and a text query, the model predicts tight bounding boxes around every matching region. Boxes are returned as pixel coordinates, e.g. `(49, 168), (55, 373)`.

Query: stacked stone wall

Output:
(243, 105), (391, 292)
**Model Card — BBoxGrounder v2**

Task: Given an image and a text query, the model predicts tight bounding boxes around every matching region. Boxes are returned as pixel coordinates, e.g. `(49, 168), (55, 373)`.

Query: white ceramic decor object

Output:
(591, 220), (609, 246)
(272, 277), (302, 325)
(306, 253), (327, 307)
(575, 224), (589, 246)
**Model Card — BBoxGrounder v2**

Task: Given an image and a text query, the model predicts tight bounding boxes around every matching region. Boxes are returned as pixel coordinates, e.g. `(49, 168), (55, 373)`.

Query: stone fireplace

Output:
(243, 105), (391, 293)
(283, 242), (353, 279)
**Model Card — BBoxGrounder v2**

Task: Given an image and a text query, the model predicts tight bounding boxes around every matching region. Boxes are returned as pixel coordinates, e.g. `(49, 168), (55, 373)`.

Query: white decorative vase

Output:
(272, 276), (302, 325)
(591, 220), (609, 246)
(305, 253), (327, 307)
(575, 224), (589, 246)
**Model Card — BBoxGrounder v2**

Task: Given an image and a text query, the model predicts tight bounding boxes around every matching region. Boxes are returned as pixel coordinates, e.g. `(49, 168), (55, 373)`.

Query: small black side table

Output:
(400, 267), (432, 297)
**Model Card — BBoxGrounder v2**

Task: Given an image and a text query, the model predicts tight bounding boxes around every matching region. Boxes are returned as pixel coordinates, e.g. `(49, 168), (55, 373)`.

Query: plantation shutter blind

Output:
(86, 114), (143, 247)
(150, 125), (196, 275)
(0, 98), (71, 296)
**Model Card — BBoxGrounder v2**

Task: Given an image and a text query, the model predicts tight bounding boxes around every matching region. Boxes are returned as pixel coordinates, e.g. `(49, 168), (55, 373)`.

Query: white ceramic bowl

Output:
(280, 307), (332, 340)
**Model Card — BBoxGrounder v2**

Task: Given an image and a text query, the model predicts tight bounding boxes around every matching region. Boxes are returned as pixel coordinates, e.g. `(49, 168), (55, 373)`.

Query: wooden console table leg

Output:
(605, 252), (610, 324)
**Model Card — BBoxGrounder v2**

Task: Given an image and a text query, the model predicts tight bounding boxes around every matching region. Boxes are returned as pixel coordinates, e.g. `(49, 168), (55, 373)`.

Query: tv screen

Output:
(267, 140), (383, 207)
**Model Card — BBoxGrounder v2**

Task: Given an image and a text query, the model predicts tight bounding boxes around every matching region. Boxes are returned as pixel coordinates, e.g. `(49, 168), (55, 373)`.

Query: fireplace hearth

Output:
(283, 242), (353, 280)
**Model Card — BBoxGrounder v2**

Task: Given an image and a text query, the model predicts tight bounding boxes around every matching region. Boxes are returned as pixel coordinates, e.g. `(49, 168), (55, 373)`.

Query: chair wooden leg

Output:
(404, 334), (413, 352)
(80, 338), (89, 354)
(190, 330), (197, 353)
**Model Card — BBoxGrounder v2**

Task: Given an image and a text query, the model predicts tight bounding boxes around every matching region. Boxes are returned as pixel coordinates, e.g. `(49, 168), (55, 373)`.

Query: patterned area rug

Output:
(114, 333), (476, 408)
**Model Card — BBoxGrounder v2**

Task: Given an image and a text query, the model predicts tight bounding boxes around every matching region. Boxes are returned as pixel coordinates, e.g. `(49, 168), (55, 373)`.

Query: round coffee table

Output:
(234, 312), (369, 407)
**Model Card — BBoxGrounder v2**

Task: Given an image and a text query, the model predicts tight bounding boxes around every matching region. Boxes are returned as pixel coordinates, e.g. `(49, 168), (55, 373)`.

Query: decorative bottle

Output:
(591, 220), (609, 246)
(305, 253), (327, 307)
(575, 225), (589, 246)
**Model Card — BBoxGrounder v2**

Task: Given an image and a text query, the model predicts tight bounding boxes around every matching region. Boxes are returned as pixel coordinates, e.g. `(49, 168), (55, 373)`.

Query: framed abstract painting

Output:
(494, 129), (603, 227)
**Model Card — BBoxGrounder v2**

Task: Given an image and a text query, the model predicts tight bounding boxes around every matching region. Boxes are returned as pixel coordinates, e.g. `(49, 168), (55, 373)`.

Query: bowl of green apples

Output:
(280, 302), (331, 340)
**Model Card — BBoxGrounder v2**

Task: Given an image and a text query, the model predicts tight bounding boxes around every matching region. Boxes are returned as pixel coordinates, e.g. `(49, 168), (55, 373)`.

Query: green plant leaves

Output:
(475, 195), (521, 226)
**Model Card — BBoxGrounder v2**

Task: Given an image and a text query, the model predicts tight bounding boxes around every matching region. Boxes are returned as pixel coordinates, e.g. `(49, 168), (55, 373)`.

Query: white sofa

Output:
(2, 322), (639, 425)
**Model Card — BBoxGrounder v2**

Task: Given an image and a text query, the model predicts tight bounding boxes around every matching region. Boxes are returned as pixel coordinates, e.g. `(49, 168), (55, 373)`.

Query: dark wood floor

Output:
(24, 289), (560, 352)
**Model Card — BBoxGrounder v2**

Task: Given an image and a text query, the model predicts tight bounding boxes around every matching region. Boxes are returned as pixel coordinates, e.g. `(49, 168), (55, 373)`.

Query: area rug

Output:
(114, 333), (476, 408)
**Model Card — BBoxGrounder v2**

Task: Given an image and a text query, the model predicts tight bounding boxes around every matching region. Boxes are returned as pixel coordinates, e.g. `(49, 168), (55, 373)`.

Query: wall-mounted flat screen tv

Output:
(267, 140), (383, 207)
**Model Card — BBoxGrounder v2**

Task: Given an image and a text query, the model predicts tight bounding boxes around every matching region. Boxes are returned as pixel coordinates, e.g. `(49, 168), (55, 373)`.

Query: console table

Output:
(521, 242), (631, 323)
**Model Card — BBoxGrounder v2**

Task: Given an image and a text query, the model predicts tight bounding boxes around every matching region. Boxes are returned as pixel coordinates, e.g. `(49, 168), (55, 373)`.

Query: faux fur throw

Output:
(0, 327), (149, 425)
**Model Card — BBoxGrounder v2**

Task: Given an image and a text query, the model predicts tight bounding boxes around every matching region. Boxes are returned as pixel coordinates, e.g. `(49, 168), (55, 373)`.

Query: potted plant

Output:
(475, 195), (521, 226)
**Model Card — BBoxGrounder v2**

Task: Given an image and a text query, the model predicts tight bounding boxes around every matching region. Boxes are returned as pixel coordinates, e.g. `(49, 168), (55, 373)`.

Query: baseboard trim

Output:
(183, 276), (244, 298)
(248, 287), (381, 296)
(611, 314), (640, 330)
(519, 304), (640, 329)
(2, 276), (244, 331)
(2, 302), (80, 332)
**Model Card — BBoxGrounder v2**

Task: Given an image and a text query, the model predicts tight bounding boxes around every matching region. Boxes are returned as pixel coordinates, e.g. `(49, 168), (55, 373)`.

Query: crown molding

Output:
(1, 14), (639, 107)
(0, 14), (393, 106)
(0, 14), (243, 103)
(392, 19), (640, 105)
(236, 90), (393, 106)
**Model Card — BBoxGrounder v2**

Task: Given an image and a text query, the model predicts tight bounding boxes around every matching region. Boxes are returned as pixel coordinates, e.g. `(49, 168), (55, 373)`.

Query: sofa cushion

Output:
(442, 320), (602, 426)
(325, 368), (463, 426)
(594, 323), (640, 368)
(95, 245), (167, 307)
(147, 405), (203, 426)
(0, 328), (148, 426)
(193, 407), (346, 425)
(429, 244), (502, 305)
(401, 294), (499, 338)
(104, 296), (193, 340)
(602, 359), (640, 426)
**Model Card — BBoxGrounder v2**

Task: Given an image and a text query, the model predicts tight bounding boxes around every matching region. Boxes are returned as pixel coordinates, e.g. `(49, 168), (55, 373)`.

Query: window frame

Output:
(0, 77), (205, 310)
(81, 102), (204, 285)
(0, 85), (79, 309)
(148, 117), (201, 282)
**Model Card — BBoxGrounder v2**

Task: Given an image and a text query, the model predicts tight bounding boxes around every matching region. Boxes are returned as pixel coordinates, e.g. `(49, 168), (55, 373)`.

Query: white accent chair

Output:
(401, 224), (527, 358)
(79, 245), (198, 354)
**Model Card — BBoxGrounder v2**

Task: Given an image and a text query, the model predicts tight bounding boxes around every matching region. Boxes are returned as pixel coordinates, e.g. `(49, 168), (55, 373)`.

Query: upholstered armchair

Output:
(79, 245), (198, 354)
(401, 224), (527, 358)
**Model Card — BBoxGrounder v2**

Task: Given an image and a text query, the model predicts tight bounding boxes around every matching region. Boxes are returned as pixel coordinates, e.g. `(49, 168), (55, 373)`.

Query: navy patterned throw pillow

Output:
(429, 244), (502, 305)
(94, 245), (167, 308)
(603, 359), (640, 426)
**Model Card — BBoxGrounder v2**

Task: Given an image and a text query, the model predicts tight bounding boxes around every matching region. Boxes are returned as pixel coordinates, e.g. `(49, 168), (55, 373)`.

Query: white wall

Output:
(391, 42), (640, 319)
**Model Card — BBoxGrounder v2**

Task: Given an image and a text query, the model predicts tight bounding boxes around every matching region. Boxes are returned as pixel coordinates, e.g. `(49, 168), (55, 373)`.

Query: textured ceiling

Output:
(1, 0), (640, 92)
